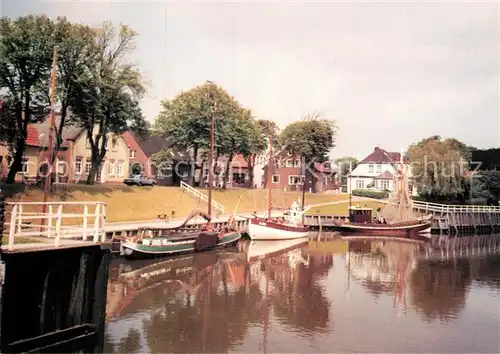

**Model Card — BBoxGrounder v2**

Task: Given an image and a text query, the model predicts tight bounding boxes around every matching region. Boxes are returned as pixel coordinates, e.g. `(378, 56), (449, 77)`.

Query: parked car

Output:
(123, 175), (156, 186)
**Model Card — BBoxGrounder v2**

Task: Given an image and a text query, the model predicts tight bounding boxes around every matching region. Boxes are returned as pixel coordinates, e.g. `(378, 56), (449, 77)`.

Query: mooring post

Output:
(0, 190), (4, 244)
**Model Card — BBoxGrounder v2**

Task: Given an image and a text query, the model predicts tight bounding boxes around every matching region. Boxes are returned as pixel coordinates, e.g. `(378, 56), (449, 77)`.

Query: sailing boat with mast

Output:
(247, 122), (309, 240)
(120, 83), (241, 258)
(333, 154), (432, 237)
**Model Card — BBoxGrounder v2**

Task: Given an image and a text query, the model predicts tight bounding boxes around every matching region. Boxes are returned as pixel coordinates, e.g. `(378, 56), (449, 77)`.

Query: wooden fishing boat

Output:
(248, 123), (309, 240)
(120, 87), (241, 258)
(336, 154), (433, 238)
(333, 207), (432, 237)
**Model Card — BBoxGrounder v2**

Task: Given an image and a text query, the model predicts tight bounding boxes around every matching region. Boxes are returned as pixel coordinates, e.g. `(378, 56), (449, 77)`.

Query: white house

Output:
(348, 147), (411, 194)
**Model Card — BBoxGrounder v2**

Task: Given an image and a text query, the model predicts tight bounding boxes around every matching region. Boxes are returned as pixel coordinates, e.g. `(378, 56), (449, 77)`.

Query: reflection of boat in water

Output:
(107, 250), (241, 320)
(240, 238), (310, 263)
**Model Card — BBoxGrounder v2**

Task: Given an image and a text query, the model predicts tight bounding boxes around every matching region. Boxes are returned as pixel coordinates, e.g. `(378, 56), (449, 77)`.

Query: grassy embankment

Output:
(3, 184), (353, 223)
(304, 200), (387, 216)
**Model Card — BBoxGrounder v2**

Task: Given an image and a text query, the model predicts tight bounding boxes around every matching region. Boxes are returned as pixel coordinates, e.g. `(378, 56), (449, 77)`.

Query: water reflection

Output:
(105, 234), (500, 353)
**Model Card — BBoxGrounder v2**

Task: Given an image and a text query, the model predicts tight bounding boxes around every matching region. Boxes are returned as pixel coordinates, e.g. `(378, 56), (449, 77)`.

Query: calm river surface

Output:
(104, 234), (500, 353)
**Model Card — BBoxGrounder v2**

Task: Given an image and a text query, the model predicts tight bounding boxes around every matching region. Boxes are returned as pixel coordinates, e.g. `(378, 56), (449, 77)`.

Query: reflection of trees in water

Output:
(348, 241), (419, 305)
(410, 259), (471, 323)
(267, 254), (333, 333)
(140, 262), (265, 353)
(471, 256), (500, 289)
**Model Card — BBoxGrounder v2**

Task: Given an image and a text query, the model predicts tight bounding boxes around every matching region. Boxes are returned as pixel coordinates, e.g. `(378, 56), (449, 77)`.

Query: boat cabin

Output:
(349, 207), (372, 223)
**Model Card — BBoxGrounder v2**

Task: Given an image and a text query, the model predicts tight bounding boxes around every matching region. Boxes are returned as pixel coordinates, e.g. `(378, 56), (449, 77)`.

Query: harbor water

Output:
(104, 234), (500, 353)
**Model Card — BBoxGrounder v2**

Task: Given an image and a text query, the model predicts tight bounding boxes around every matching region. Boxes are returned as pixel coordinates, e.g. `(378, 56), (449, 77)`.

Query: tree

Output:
(334, 156), (358, 191)
(69, 22), (146, 184)
(407, 136), (471, 202)
(279, 113), (338, 192)
(154, 82), (246, 186)
(471, 148), (500, 171)
(242, 119), (279, 188)
(471, 170), (500, 203)
(33, 18), (98, 154)
(0, 15), (55, 183)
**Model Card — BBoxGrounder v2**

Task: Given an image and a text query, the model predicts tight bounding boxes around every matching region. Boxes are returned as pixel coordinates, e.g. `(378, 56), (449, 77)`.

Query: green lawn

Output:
(305, 200), (387, 216)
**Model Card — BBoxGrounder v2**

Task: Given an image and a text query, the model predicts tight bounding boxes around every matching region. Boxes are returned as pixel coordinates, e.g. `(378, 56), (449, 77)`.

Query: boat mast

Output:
(348, 160), (353, 221)
(267, 120), (273, 221)
(41, 46), (57, 222)
(207, 81), (216, 219)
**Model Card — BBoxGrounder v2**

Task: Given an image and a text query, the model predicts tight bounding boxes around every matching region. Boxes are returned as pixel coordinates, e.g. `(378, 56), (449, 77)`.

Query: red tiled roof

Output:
(314, 162), (333, 173)
(26, 125), (40, 147)
(231, 154), (248, 168)
(360, 147), (407, 164)
(374, 170), (395, 180)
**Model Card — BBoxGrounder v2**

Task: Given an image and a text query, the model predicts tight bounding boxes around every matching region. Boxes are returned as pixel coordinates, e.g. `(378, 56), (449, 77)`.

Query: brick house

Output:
(122, 131), (194, 186)
(0, 125), (42, 182)
(262, 152), (338, 192)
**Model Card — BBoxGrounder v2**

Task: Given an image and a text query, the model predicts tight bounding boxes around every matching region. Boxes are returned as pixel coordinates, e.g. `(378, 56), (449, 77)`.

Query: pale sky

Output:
(2, 1), (499, 159)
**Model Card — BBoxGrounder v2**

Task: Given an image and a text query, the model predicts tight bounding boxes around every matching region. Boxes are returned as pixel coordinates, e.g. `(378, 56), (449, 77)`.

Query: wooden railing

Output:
(180, 181), (224, 214)
(412, 200), (500, 213)
(3, 201), (107, 250)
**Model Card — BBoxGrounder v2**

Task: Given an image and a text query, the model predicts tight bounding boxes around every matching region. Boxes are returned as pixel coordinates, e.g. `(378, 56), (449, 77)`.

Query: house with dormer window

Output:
(347, 147), (410, 194)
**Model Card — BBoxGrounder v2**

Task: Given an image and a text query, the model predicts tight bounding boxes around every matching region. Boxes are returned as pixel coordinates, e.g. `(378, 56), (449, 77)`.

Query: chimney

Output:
(374, 146), (380, 151)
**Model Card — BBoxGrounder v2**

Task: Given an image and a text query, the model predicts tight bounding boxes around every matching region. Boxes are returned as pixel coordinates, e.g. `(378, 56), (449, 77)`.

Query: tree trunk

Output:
(223, 152), (233, 189)
(188, 145), (198, 186)
(6, 104), (27, 184)
(86, 156), (101, 185)
(199, 160), (205, 188)
(6, 137), (25, 184)
(246, 154), (255, 188)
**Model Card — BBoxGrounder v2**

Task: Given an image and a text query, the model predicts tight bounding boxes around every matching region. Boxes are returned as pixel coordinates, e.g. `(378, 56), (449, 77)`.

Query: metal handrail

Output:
(180, 181), (224, 213)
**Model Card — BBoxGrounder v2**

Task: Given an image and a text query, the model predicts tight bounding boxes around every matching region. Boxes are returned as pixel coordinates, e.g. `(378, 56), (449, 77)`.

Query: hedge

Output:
(352, 189), (389, 199)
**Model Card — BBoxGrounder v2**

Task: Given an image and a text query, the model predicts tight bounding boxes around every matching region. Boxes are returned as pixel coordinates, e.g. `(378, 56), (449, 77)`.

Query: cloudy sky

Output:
(2, 1), (498, 159)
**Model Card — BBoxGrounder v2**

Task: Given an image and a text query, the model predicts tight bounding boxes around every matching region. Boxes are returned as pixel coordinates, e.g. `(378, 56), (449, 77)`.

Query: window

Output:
(356, 179), (364, 189)
(286, 159), (293, 167)
(85, 159), (91, 174)
(288, 175), (304, 185)
(368, 164), (374, 173)
(280, 159), (286, 168)
(108, 159), (115, 176)
(111, 137), (118, 151)
(376, 164), (382, 173)
(117, 160), (124, 177)
(75, 156), (82, 174)
(130, 150), (136, 158)
(324, 177), (328, 185)
(86, 135), (91, 149)
(272, 175), (280, 183)
(57, 159), (65, 175)
(294, 159), (300, 167)
(381, 180), (390, 190)
(21, 158), (28, 174)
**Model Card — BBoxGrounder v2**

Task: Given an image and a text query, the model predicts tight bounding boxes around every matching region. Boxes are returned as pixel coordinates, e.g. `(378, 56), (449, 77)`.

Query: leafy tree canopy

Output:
(407, 136), (471, 202)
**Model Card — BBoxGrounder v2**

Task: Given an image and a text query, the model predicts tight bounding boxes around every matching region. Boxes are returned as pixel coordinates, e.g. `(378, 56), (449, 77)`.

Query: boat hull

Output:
(121, 231), (241, 259)
(335, 221), (432, 237)
(248, 218), (310, 240)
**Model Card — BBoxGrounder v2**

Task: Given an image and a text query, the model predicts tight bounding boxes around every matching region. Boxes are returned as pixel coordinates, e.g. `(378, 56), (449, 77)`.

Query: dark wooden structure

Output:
(0, 193), (111, 353)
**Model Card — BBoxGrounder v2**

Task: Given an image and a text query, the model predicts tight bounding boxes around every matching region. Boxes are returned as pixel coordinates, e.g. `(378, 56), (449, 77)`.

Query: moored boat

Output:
(336, 154), (433, 238)
(247, 122), (309, 241)
(120, 88), (242, 258)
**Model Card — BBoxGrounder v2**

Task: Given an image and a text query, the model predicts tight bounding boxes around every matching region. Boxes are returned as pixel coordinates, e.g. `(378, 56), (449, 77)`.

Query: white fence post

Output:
(16, 204), (23, 234)
(82, 205), (88, 241)
(100, 203), (106, 242)
(55, 204), (63, 247)
(48, 205), (53, 238)
(8, 204), (18, 251)
(93, 203), (101, 242)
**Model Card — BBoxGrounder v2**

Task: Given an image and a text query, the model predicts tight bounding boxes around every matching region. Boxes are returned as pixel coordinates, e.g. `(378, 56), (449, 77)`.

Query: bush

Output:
(352, 189), (388, 199)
